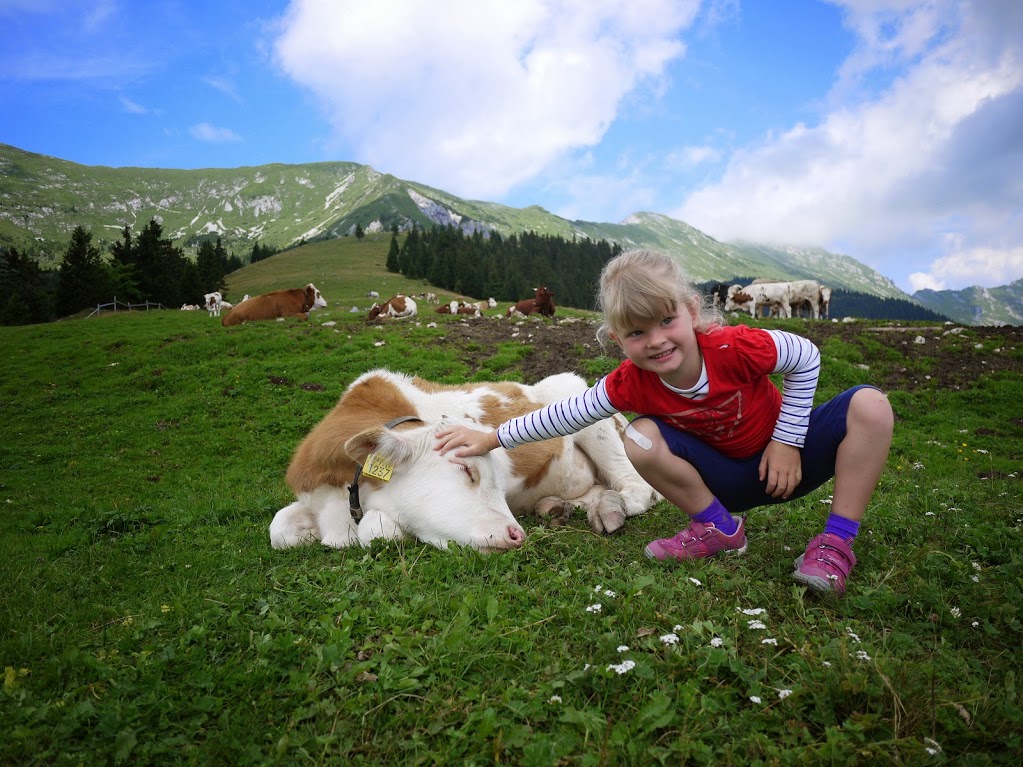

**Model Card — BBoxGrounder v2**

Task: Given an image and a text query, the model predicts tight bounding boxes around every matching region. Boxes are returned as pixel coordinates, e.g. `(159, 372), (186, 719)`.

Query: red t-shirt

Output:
(603, 324), (781, 459)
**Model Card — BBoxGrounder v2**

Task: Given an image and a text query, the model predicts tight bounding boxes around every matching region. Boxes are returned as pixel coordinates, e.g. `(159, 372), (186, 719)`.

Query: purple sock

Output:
(824, 513), (860, 541)
(692, 498), (738, 535)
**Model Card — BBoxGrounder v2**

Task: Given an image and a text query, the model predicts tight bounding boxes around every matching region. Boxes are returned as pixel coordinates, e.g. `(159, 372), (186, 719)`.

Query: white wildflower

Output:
(673, 624), (683, 632)
(748, 620), (767, 630)
(616, 645), (629, 653)
(822, 661), (832, 668)
(740, 608), (766, 616)
(602, 589), (617, 598)
(586, 604), (602, 613)
(688, 578), (702, 587)
(925, 511), (936, 516)
(975, 449), (989, 454)
(971, 575), (980, 583)
(950, 607), (961, 618)
(913, 461), (925, 470)
(972, 561), (982, 571)
(761, 638), (778, 645)
(548, 695), (562, 704)
(778, 689), (792, 700)
(710, 637), (723, 647)
(660, 633), (679, 645)
(819, 498), (833, 505)
(972, 621), (980, 628)
(924, 737), (942, 755)
(607, 659), (636, 675)
(855, 650), (871, 661)
(749, 696), (762, 704)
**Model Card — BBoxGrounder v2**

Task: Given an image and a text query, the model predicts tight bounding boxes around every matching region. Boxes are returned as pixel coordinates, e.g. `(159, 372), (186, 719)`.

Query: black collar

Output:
(348, 416), (423, 520)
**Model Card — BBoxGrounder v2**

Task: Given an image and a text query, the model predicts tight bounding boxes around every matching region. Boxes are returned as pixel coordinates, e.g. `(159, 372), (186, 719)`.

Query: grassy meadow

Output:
(1, 236), (1022, 765)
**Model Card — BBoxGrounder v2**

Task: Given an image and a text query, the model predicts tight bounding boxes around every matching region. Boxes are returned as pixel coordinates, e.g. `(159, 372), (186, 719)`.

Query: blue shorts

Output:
(636, 385), (878, 514)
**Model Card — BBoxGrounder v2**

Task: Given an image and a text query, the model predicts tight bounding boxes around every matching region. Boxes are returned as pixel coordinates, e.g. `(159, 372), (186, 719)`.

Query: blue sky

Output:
(2, 0), (1021, 295)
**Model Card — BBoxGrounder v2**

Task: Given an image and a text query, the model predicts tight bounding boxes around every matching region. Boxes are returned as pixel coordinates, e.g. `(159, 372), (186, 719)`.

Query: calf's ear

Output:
(345, 426), (417, 465)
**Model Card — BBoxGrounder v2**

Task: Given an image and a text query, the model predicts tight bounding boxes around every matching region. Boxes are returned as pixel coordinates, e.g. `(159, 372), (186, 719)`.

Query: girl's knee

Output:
(850, 387), (894, 436)
(623, 419), (667, 468)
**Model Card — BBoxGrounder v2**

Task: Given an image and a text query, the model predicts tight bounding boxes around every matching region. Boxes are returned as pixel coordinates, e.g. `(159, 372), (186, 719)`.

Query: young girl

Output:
(435, 249), (894, 595)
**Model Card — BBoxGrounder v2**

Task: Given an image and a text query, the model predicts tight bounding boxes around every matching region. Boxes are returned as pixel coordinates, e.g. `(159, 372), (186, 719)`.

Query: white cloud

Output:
(202, 75), (242, 103)
(675, 0), (1023, 291)
(910, 244), (1023, 292)
(119, 95), (146, 114)
(272, 0), (699, 199)
(189, 123), (242, 143)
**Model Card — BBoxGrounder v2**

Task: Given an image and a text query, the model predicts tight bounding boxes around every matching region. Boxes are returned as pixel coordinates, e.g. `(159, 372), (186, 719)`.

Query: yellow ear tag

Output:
(362, 452), (394, 482)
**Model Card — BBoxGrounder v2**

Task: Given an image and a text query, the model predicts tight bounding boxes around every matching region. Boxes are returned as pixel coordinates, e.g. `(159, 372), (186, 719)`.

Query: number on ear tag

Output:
(362, 452), (394, 482)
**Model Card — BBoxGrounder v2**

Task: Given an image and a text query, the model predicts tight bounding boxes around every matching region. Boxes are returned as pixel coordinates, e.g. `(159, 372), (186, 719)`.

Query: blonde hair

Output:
(596, 249), (722, 347)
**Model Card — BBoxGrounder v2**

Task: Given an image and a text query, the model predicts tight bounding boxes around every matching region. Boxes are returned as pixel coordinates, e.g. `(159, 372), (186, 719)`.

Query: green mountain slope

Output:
(0, 142), (987, 315)
(913, 280), (1023, 325)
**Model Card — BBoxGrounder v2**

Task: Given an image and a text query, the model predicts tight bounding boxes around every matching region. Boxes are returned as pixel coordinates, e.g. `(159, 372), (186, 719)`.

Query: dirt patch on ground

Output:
(435, 316), (1023, 393)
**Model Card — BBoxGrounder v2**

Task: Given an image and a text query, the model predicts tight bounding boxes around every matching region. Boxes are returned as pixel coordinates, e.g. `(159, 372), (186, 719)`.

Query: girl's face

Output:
(611, 301), (702, 388)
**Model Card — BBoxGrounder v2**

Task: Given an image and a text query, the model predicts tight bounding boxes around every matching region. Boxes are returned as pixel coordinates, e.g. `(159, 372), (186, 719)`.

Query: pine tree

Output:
(56, 226), (109, 315)
(386, 229), (401, 273)
(0, 246), (54, 325)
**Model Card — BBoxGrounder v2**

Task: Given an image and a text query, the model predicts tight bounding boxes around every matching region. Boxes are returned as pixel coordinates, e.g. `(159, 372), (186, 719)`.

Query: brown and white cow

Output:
(269, 370), (660, 552)
(367, 294), (418, 321)
(204, 291), (223, 317)
(725, 282), (793, 318)
(507, 286), (556, 318)
(221, 283), (327, 326)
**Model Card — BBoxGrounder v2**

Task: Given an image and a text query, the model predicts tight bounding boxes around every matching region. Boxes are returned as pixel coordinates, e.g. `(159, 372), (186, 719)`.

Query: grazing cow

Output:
(726, 282), (793, 318)
(269, 369), (660, 551)
(204, 292), (223, 317)
(221, 283), (327, 326)
(708, 283), (731, 309)
(820, 286), (832, 319)
(426, 292), (438, 304)
(367, 290), (380, 299)
(785, 280), (823, 319)
(367, 294), (418, 321)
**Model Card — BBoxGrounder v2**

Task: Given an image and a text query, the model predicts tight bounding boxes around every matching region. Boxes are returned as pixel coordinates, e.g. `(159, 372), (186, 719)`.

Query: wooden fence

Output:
(87, 298), (166, 318)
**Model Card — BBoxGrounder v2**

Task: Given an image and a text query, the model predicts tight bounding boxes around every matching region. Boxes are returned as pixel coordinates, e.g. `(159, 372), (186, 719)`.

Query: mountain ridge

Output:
(2, 141), (1018, 323)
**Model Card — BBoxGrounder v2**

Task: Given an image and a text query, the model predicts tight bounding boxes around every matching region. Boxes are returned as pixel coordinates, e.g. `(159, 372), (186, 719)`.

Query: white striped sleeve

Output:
(765, 330), (820, 448)
(496, 378), (620, 449)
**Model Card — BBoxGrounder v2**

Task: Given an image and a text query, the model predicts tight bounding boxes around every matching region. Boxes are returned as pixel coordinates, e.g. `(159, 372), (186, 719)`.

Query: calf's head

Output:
(344, 420), (526, 552)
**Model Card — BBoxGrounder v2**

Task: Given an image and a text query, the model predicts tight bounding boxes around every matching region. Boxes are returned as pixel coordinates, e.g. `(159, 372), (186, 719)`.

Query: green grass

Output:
(2, 286), (1022, 764)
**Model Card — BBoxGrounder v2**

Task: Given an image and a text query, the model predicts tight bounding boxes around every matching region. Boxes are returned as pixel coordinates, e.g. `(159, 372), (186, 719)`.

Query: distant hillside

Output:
(912, 280), (1023, 326)
(5, 141), (1017, 325)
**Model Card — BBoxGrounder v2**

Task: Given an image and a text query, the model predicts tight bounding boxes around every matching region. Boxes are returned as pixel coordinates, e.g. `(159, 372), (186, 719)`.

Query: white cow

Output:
(204, 292), (223, 317)
(820, 286), (833, 319)
(786, 280), (823, 319)
(270, 370), (660, 552)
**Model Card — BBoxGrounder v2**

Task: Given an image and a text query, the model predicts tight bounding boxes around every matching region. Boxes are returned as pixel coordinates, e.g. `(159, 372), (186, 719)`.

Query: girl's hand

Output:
(435, 425), (500, 458)
(759, 441), (802, 499)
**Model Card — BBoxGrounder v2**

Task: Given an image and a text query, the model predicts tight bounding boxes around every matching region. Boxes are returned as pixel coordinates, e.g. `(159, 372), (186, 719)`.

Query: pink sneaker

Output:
(644, 517), (748, 561)
(792, 533), (857, 595)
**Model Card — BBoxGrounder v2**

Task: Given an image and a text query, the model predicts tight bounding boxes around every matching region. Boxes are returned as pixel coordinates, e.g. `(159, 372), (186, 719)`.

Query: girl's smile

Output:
(613, 303), (702, 389)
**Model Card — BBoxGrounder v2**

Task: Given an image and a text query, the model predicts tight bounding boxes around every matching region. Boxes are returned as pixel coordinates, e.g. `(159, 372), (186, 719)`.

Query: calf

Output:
(221, 283), (327, 326)
(270, 370), (660, 552)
